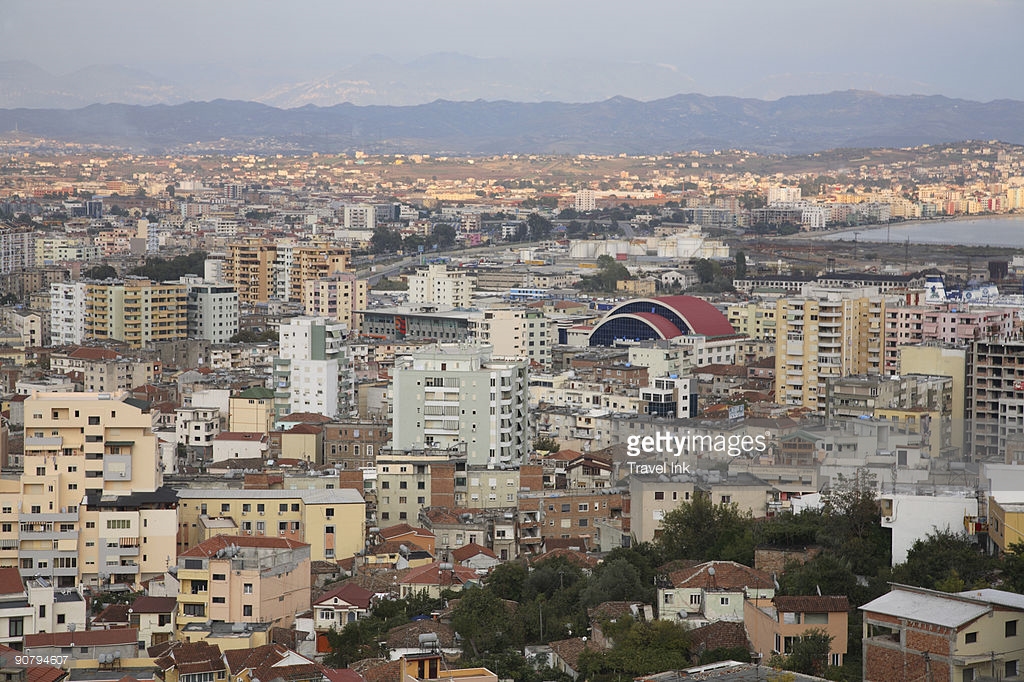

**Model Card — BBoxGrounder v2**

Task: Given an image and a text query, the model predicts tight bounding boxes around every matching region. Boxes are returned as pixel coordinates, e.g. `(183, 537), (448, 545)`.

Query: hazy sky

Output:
(2, 0), (1022, 102)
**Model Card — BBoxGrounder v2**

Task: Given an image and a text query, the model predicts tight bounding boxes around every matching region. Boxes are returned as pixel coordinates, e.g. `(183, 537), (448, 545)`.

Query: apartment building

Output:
(517, 488), (626, 552)
(84, 278), (188, 348)
(774, 288), (886, 411)
(175, 488), (365, 562)
(970, 339), (1024, 460)
(1, 391), (178, 589)
(49, 282), (87, 346)
(175, 535), (311, 630)
(391, 344), (531, 466)
(726, 301), (778, 341)
(375, 451), (458, 526)
(883, 303), (1013, 374)
(223, 239), (277, 306)
(186, 283), (239, 344)
(273, 317), (350, 421)
(288, 244), (351, 302)
(407, 264), (472, 308)
(301, 273), (367, 332)
(469, 308), (553, 367)
(745, 596), (849, 667)
(228, 387), (276, 434)
(323, 418), (390, 470)
(0, 227), (35, 273)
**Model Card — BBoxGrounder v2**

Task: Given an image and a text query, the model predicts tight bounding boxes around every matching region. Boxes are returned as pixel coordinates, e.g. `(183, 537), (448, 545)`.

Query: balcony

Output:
(19, 510), (79, 523)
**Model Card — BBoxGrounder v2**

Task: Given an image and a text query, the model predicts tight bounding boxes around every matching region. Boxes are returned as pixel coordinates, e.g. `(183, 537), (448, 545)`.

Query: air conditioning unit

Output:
(279, 531), (285, 535)
(883, 516), (893, 523)
(245, 530), (252, 535)
(259, 512), (264, 516)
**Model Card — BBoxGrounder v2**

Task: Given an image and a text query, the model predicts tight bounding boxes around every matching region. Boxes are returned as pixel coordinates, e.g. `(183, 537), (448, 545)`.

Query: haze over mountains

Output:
(1, 55), (1022, 156)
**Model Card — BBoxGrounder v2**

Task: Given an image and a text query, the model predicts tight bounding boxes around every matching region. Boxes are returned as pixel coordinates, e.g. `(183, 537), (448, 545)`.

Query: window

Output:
(1, 523), (9, 533)
(8, 617), (23, 637)
(243, 605), (253, 617)
(1006, 661), (1018, 678)
(721, 495), (732, 504)
(654, 491), (664, 500)
(257, 504), (265, 513)
(244, 583), (253, 594)
(221, 504), (230, 513)
(720, 597), (730, 605)
(326, 508), (335, 518)
(966, 631), (978, 644)
(57, 614), (65, 624)
(279, 503), (288, 513)
(242, 504), (251, 513)
(1008, 620), (1018, 637)
(690, 593), (701, 605)
(39, 605), (45, 618)
(88, 416), (100, 425)
(212, 573), (226, 581)
(578, 503), (588, 512)
(212, 597), (226, 604)
(291, 504), (299, 512)
(561, 504), (570, 512)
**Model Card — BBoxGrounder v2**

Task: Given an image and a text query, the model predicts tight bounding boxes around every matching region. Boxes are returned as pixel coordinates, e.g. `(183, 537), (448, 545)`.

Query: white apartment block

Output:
(407, 263), (471, 308)
(186, 283), (239, 344)
(391, 344), (531, 466)
(0, 227), (36, 273)
(574, 189), (596, 213)
(343, 204), (376, 230)
(767, 186), (802, 203)
(274, 317), (349, 420)
(49, 281), (87, 346)
(469, 308), (553, 367)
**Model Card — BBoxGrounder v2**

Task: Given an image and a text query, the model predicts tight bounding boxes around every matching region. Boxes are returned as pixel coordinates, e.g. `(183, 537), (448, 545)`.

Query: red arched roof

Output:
(653, 295), (735, 336)
(629, 312), (683, 339)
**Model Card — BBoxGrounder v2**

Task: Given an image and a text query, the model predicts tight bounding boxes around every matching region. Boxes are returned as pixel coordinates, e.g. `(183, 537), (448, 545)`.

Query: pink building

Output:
(884, 304), (1014, 372)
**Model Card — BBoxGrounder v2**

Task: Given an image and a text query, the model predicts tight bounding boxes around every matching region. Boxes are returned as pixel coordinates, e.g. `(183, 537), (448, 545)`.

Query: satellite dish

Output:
(707, 566), (716, 576)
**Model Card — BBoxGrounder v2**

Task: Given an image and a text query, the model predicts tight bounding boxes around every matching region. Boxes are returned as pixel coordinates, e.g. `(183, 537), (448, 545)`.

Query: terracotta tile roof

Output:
(548, 637), (594, 671)
(68, 346), (120, 360)
(687, 620), (751, 653)
(214, 431), (267, 442)
(450, 542), (496, 563)
(548, 449), (583, 462)
(224, 643), (289, 675)
(385, 620), (456, 649)
(314, 582), (374, 610)
(401, 562), (478, 587)
(0, 644), (68, 682)
(587, 601), (644, 622)
(532, 547), (600, 569)
(670, 561), (773, 591)
(773, 595), (849, 613)
(130, 596), (177, 614)
(542, 537), (591, 552)
(379, 523), (434, 540)
(179, 533), (309, 557)
(284, 423), (324, 435)
(0, 567), (24, 594)
(323, 670), (366, 682)
(153, 641), (225, 675)
(93, 603), (130, 623)
(349, 659), (400, 682)
(25, 629), (139, 648)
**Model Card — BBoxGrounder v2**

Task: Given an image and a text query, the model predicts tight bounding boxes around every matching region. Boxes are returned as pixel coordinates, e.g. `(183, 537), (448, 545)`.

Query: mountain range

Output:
(1, 90), (1022, 155)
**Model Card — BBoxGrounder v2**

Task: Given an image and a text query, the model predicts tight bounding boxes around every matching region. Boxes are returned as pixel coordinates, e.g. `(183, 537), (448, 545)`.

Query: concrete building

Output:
(883, 303), (1013, 374)
(273, 317), (350, 421)
(775, 289), (886, 411)
(302, 273), (367, 332)
(84, 278), (188, 349)
(879, 493), (978, 565)
(1, 391), (178, 589)
(175, 535), (311, 630)
(469, 308), (553, 367)
(391, 344), (531, 466)
(861, 585), (1024, 682)
(969, 339), (1024, 460)
(407, 264), (472, 309)
(186, 283), (239, 344)
(49, 282), (87, 347)
(0, 227), (35, 273)
(223, 239), (277, 306)
(656, 561), (774, 626)
(900, 342), (968, 456)
(175, 488), (365, 562)
(574, 189), (596, 213)
(360, 306), (475, 342)
(726, 301), (778, 341)
(745, 595), (849, 667)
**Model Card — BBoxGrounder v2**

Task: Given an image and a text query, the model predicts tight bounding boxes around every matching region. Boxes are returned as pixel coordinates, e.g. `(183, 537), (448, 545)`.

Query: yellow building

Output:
(774, 289), (885, 411)
(899, 343), (967, 456)
(301, 273), (368, 332)
(224, 239), (277, 306)
(726, 301), (777, 341)
(874, 406), (946, 457)
(84, 277), (188, 348)
(175, 488), (365, 562)
(987, 495), (1024, 553)
(0, 391), (178, 589)
(290, 244), (352, 302)
(228, 387), (276, 434)
(175, 535), (311, 632)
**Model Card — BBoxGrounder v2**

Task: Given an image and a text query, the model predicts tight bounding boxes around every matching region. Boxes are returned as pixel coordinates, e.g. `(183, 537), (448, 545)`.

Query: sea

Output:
(818, 216), (1024, 248)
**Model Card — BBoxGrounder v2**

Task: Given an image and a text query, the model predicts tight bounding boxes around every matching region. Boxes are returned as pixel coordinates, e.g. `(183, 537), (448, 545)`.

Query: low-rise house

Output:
(313, 583), (374, 634)
(547, 637), (595, 681)
(212, 432), (269, 462)
(24, 628), (140, 663)
(129, 595), (178, 649)
(745, 595), (849, 667)
(398, 562), (479, 599)
(225, 642), (326, 682)
(861, 584), (1024, 682)
(450, 543), (499, 572)
(657, 561), (774, 626)
(153, 640), (227, 682)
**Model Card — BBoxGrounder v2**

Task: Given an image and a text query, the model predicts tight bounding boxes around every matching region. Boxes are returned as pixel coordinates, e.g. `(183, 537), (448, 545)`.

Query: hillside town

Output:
(4, 142), (1024, 682)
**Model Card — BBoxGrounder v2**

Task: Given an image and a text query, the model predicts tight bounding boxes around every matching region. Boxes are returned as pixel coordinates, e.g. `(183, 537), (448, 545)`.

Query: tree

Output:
(486, 561), (527, 602)
(782, 629), (833, 677)
(82, 264), (117, 280)
(892, 528), (995, 591)
(370, 226), (403, 254)
(735, 250), (747, 279)
(527, 213), (553, 241)
(451, 586), (522, 656)
(578, 619), (692, 678)
(656, 493), (756, 565)
(533, 436), (560, 453)
(580, 557), (652, 607)
(431, 224), (457, 249)
(693, 258), (721, 284)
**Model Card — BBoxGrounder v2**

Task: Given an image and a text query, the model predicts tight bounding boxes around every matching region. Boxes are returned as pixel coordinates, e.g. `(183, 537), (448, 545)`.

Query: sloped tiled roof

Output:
(130, 596), (178, 614)
(153, 641), (225, 675)
(451, 542), (496, 563)
(379, 523), (434, 540)
(548, 637), (594, 672)
(587, 601), (643, 622)
(314, 582), (374, 610)
(774, 595), (849, 613)
(401, 562), (477, 587)
(687, 620), (751, 653)
(0, 567), (23, 594)
(179, 534), (309, 557)
(670, 561), (773, 591)
(25, 629), (138, 648)
(385, 620), (456, 649)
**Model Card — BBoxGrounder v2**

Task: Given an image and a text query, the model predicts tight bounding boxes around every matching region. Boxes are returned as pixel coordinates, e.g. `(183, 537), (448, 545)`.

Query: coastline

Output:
(786, 213), (1022, 241)
(766, 213), (1024, 248)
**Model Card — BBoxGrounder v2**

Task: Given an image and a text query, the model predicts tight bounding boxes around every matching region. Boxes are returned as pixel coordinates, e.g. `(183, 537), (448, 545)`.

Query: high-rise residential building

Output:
(883, 303), (1013, 374)
(574, 189), (596, 213)
(469, 308), (553, 367)
(969, 339), (1024, 460)
(726, 301), (778, 341)
(302, 273), (368, 332)
(186, 283), (240, 344)
(84, 278), (188, 349)
(0, 392), (178, 589)
(0, 226), (35, 273)
(49, 282), (87, 347)
(774, 288), (887, 411)
(343, 204), (376, 230)
(289, 244), (351, 302)
(407, 263), (471, 308)
(391, 344), (531, 466)
(273, 317), (350, 420)
(223, 239), (277, 306)
(767, 186), (802, 203)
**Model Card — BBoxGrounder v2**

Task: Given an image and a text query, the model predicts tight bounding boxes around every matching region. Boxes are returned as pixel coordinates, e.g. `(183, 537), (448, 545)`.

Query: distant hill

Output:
(1, 91), (1022, 154)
